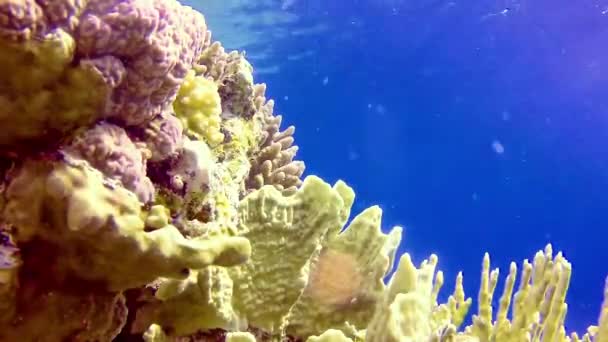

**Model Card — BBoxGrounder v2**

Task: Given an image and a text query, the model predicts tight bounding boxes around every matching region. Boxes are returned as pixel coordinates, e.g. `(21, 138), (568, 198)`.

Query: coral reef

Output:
(0, 0), (607, 341)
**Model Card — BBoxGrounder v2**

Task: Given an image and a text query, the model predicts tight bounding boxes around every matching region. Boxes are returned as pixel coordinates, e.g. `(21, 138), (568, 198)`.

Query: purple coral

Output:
(1, 0), (211, 153)
(1, 0), (211, 125)
(197, 42), (258, 119)
(0, 0), (87, 40)
(80, 55), (127, 90)
(64, 122), (154, 203)
(36, 0), (88, 31)
(0, 229), (19, 271)
(0, 0), (45, 40)
(246, 100), (305, 195)
(139, 111), (184, 162)
(75, 0), (210, 125)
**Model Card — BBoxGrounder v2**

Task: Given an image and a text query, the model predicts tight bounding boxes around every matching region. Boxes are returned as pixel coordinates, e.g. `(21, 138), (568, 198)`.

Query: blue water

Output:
(188, 0), (608, 333)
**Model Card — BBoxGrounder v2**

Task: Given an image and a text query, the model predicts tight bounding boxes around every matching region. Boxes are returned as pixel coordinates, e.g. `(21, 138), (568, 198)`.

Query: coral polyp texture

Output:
(0, 0), (606, 341)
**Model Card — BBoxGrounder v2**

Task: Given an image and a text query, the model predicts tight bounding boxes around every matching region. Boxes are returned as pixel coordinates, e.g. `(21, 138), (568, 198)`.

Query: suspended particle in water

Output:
(348, 147), (359, 161)
(492, 140), (505, 154)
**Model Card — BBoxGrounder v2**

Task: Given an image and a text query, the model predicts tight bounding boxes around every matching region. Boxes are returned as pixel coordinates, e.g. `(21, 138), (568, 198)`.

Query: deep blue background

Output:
(189, 0), (608, 333)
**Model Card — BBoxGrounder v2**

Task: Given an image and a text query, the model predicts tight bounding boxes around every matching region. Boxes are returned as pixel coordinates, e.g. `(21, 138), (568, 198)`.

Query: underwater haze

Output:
(188, 0), (608, 333)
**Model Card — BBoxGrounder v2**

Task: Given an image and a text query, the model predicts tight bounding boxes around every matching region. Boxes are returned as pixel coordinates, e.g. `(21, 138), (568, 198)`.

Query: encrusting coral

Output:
(0, 0), (607, 341)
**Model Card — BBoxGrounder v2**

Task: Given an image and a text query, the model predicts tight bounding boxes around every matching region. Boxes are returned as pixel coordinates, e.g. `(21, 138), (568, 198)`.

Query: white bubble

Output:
(348, 147), (359, 161)
(492, 140), (505, 154)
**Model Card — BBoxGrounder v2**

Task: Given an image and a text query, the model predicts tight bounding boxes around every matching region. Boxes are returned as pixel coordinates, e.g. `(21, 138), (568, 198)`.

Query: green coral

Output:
(2, 160), (251, 291)
(135, 266), (237, 335)
(174, 70), (225, 147)
(228, 176), (347, 334)
(0, 28), (108, 147)
(215, 117), (260, 163)
(142, 176), (350, 337)
(226, 331), (258, 342)
(0, 282), (127, 341)
(145, 205), (172, 230)
(366, 253), (448, 342)
(364, 245), (602, 342)
(144, 324), (168, 342)
(133, 176), (404, 339)
(306, 329), (354, 342)
(133, 176), (608, 342)
(286, 205), (402, 338)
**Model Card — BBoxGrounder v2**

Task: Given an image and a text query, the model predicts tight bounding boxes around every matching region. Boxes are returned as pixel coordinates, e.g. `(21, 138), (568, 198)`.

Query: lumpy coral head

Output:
(0, 0), (88, 41)
(64, 122), (155, 203)
(75, 0), (210, 125)
(140, 111), (185, 162)
(0, 28), (109, 148)
(174, 69), (225, 146)
(2, 160), (251, 291)
(0, 0), (211, 149)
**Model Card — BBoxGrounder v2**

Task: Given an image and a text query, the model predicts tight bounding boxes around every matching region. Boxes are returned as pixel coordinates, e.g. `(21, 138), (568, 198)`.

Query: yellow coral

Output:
(138, 266), (237, 335)
(2, 160), (251, 290)
(0, 29), (108, 146)
(144, 205), (171, 230)
(174, 69), (225, 146)
(466, 245), (572, 341)
(143, 324), (167, 342)
(213, 191), (234, 225)
(226, 331), (257, 342)
(215, 117), (259, 160)
(0, 283), (127, 341)
(306, 329), (354, 342)
(286, 201), (403, 338)
(228, 176), (347, 334)
(364, 244), (607, 342)
(366, 253), (446, 342)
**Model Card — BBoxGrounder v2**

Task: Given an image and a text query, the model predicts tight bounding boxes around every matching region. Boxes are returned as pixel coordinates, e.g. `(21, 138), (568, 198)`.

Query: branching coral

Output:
(0, 0), (607, 341)
(364, 244), (608, 342)
(196, 41), (257, 119)
(245, 99), (306, 196)
(194, 41), (305, 196)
